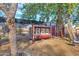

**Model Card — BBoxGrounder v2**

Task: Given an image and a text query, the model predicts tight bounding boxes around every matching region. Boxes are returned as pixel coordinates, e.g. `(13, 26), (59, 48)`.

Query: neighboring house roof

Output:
(0, 17), (44, 24)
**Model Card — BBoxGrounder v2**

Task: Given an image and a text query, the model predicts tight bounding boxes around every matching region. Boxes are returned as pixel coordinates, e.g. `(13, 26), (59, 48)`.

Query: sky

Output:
(15, 3), (24, 19)
(0, 3), (23, 19)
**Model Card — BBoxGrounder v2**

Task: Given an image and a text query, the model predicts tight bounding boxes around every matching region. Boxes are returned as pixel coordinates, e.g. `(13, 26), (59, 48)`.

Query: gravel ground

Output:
(0, 37), (79, 56)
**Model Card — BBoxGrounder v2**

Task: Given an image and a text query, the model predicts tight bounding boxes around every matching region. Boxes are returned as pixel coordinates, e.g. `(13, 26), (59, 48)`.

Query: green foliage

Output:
(22, 3), (57, 23)
(0, 34), (8, 40)
(22, 3), (79, 24)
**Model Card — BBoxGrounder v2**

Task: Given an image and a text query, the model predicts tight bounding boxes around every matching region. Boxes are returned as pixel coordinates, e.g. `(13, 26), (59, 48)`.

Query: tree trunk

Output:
(56, 4), (64, 37)
(5, 4), (18, 56)
(6, 18), (17, 56)
(0, 3), (18, 56)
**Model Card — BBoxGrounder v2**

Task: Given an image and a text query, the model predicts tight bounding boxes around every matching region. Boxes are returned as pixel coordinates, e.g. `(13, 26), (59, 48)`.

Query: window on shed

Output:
(35, 28), (40, 35)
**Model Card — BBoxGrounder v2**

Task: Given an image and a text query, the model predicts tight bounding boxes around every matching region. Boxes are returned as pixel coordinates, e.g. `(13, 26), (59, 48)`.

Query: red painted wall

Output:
(52, 25), (65, 36)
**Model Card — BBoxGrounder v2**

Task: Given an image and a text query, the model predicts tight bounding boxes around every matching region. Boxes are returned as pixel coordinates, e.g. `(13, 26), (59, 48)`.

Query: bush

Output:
(34, 38), (41, 41)
(0, 34), (8, 41)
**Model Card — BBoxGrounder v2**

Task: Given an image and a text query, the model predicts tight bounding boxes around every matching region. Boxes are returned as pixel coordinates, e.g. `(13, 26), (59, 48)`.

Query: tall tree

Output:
(56, 4), (64, 37)
(0, 3), (18, 56)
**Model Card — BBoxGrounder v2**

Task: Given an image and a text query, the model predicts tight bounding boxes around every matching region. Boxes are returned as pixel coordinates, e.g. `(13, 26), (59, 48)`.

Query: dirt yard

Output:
(0, 37), (79, 56)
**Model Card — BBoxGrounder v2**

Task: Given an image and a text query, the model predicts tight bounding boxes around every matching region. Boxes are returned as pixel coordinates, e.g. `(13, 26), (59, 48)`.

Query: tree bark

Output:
(56, 4), (64, 37)
(6, 18), (17, 56)
(0, 3), (18, 56)
(6, 4), (17, 56)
